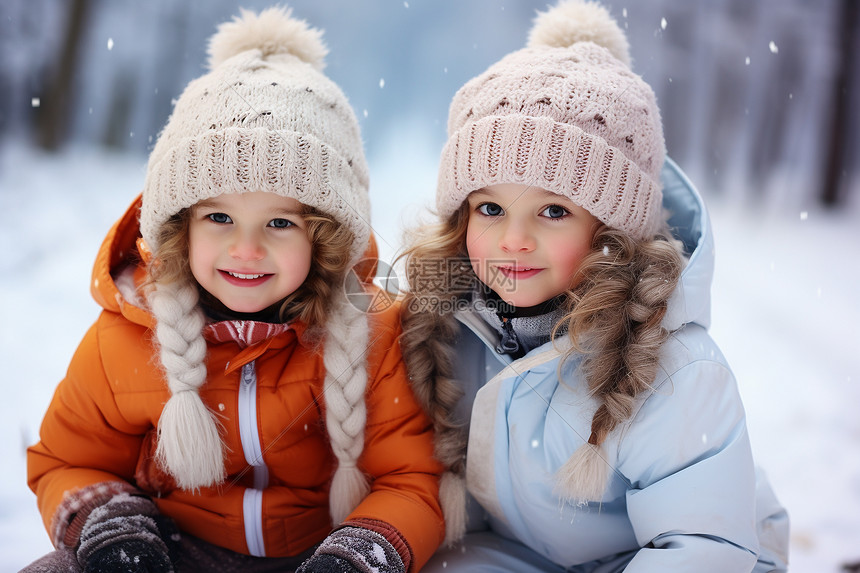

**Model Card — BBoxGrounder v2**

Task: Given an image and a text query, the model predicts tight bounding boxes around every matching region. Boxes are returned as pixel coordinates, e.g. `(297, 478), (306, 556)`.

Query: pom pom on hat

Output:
(207, 6), (328, 71)
(528, 0), (631, 66)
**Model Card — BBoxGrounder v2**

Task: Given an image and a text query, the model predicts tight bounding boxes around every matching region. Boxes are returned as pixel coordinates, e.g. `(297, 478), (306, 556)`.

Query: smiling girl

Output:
(465, 184), (598, 310)
(24, 8), (442, 573)
(399, 1), (788, 571)
(188, 193), (314, 316)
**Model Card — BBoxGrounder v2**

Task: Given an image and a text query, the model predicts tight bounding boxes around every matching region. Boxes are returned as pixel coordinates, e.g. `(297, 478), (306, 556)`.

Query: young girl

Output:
(400, 1), (788, 571)
(25, 7), (442, 573)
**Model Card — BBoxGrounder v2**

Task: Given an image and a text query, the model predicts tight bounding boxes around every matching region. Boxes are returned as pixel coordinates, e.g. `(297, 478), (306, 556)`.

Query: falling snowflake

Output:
(661, 17), (667, 30)
(363, 109), (368, 118)
(800, 211), (808, 220)
(379, 78), (385, 89)
(31, 98), (40, 108)
(769, 41), (778, 54)
(107, 38), (114, 50)
(745, 56), (751, 66)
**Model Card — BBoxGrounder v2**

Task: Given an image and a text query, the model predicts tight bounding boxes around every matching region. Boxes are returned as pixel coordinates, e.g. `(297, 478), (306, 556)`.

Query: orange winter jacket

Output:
(27, 195), (444, 568)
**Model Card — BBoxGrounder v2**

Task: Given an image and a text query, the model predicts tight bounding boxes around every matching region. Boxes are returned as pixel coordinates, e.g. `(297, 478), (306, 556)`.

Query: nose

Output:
(498, 218), (536, 253)
(228, 230), (265, 261)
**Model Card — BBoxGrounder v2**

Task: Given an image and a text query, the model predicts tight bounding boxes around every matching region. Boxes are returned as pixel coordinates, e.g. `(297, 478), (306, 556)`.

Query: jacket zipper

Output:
(239, 362), (268, 557)
(496, 316), (521, 355)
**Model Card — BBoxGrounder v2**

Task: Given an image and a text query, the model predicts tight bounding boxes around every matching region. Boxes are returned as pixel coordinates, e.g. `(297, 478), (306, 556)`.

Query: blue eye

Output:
(541, 205), (569, 219)
(268, 218), (294, 229)
(208, 213), (232, 224)
(478, 203), (504, 216)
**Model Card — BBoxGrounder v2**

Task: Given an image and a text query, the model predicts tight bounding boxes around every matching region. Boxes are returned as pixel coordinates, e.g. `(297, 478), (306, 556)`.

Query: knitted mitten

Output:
(296, 527), (404, 573)
(76, 493), (179, 573)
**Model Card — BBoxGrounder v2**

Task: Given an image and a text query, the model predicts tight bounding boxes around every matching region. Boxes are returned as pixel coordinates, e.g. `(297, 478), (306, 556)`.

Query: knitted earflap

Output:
(322, 293), (371, 523)
(149, 281), (225, 490)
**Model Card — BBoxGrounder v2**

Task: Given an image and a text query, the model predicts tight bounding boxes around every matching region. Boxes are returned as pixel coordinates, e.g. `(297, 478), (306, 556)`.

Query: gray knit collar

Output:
(472, 288), (568, 358)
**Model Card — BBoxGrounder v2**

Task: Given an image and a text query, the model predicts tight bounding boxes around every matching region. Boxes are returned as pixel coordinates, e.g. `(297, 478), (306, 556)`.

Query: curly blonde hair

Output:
(147, 204), (354, 329)
(400, 202), (684, 470)
(399, 207), (472, 474)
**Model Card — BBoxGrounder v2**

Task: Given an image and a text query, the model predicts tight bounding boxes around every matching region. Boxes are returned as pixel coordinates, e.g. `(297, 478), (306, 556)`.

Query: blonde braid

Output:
(554, 225), (683, 504)
(323, 293), (371, 524)
(149, 280), (226, 490)
(401, 305), (465, 471)
(398, 208), (471, 544)
(401, 301), (467, 546)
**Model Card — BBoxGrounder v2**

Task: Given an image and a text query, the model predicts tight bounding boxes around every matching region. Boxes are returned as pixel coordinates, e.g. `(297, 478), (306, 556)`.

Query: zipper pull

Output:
(496, 317), (521, 355)
(242, 363), (254, 385)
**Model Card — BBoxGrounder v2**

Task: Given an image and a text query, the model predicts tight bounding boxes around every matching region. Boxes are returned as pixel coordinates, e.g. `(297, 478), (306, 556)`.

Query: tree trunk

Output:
(35, 0), (90, 150)
(821, 0), (858, 206)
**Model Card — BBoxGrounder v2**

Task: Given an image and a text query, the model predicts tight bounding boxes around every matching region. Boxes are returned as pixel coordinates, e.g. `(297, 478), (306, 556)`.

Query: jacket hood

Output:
(661, 157), (713, 331)
(90, 194), (154, 329)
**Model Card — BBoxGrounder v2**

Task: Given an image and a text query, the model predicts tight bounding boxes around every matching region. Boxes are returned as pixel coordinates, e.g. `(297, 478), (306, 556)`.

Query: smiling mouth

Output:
(226, 271), (267, 280)
(499, 266), (539, 272)
(497, 266), (542, 279)
(219, 270), (272, 285)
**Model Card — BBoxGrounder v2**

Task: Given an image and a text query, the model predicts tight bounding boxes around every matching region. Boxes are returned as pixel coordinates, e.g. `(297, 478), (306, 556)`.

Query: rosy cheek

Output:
(465, 226), (482, 258)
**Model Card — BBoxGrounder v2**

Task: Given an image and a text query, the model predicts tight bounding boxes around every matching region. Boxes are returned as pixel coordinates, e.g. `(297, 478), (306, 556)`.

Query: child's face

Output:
(466, 183), (599, 308)
(189, 192), (312, 314)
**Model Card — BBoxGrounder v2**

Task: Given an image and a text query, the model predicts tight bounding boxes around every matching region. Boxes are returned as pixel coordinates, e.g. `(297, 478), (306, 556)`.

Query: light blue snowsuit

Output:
(424, 159), (789, 572)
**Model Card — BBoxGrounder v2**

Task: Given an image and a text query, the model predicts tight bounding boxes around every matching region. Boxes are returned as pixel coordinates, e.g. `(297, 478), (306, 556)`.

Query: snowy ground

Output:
(1, 140), (858, 572)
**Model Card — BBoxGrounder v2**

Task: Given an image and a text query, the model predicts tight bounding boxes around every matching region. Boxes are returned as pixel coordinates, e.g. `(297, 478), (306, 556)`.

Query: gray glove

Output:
(297, 527), (404, 573)
(76, 492), (178, 573)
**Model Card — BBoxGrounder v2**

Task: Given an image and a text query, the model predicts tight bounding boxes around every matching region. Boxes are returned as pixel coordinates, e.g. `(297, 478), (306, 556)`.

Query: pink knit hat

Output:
(436, 0), (665, 240)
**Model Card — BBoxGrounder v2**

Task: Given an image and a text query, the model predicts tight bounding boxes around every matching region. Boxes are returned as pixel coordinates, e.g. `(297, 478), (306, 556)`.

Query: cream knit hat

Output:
(141, 7), (370, 261)
(436, 0), (665, 240)
(143, 7), (373, 524)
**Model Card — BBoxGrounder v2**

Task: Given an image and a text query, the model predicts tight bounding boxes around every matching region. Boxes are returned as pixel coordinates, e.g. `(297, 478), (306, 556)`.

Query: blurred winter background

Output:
(1, 0), (859, 571)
